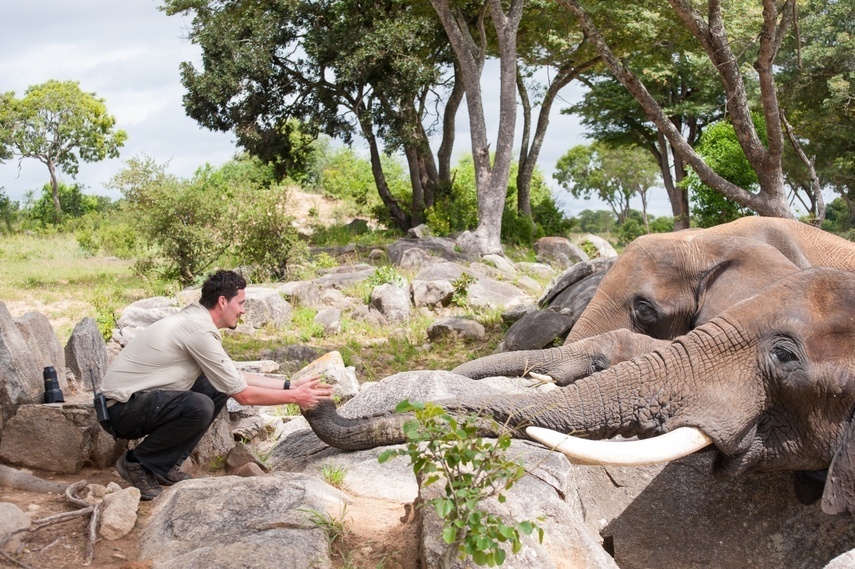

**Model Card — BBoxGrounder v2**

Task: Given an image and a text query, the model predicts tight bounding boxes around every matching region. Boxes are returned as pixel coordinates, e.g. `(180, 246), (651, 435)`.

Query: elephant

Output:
(304, 268), (855, 514)
(453, 218), (855, 383)
(568, 217), (855, 344)
(454, 231), (802, 382)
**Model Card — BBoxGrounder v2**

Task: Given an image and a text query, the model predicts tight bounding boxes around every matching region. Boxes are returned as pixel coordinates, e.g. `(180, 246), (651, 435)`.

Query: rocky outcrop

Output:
(138, 473), (339, 568)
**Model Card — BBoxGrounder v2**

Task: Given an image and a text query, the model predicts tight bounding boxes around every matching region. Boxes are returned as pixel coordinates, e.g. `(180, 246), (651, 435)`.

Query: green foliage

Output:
(0, 80), (127, 214)
(319, 464), (348, 489)
(367, 265), (406, 288)
(576, 209), (616, 234)
(22, 182), (112, 228)
(685, 117), (762, 227)
(426, 154), (571, 243)
(289, 306), (326, 341)
(112, 157), (234, 285)
(821, 198), (855, 235)
(0, 188), (18, 233)
(378, 400), (542, 567)
(777, 0), (855, 200)
(648, 215), (674, 233)
(233, 186), (308, 280)
(450, 273), (476, 308)
(554, 143), (660, 225)
(110, 155), (308, 285)
(74, 208), (140, 259)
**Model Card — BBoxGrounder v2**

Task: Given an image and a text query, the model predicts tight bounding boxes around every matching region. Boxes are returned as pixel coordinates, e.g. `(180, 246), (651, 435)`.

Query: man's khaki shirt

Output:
(100, 303), (247, 402)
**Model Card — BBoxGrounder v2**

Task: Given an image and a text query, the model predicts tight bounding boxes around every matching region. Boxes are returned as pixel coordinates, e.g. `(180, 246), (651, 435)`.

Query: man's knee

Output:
(183, 391), (216, 424)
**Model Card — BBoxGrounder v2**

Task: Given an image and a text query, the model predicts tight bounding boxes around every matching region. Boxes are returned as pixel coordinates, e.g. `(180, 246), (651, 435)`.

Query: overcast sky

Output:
(0, 0), (672, 217)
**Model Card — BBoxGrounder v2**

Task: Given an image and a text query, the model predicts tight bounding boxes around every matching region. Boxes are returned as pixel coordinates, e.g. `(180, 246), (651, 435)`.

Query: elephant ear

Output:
(822, 413), (855, 515)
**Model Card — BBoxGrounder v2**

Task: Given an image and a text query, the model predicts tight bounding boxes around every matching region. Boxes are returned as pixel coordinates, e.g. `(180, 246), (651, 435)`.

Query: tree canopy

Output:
(0, 80), (127, 215)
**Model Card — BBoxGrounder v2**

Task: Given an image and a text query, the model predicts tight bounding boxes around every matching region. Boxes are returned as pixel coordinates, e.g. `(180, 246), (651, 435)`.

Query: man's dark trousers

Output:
(106, 375), (228, 478)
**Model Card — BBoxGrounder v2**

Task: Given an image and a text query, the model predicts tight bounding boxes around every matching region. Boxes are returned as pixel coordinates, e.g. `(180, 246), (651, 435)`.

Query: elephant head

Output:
(304, 268), (855, 514)
(565, 231), (802, 343)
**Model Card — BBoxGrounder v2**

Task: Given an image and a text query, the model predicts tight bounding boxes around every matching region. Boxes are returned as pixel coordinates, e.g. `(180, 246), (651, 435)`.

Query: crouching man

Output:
(100, 270), (334, 500)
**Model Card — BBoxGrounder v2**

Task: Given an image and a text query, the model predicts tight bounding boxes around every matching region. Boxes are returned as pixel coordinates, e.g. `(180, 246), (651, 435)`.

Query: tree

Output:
(554, 142), (659, 228)
(0, 80), (127, 215)
(564, 23), (725, 230)
(513, 0), (599, 218)
(165, 0), (458, 232)
(556, 0), (820, 222)
(777, 0), (854, 221)
(685, 119), (758, 228)
(429, 0), (524, 255)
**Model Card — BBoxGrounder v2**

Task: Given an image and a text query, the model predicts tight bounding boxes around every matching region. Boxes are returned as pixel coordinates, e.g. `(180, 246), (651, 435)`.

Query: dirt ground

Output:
(0, 462), (422, 569)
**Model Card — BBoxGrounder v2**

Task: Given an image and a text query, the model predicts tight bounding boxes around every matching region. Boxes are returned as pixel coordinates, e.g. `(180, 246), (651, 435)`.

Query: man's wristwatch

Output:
(283, 380), (291, 390)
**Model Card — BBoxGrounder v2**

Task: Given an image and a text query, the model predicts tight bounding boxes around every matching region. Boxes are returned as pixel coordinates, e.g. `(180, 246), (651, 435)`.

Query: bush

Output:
(426, 154), (571, 244)
(379, 400), (543, 567)
(22, 182), (112, 228)
(233, 186), (308, 280)
(74, 208), (140, 259)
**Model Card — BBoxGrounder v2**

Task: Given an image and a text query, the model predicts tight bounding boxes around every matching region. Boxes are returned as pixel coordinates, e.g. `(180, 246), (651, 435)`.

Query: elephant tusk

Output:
(528, 371), (554, 383)
(525, 426), (713, 466)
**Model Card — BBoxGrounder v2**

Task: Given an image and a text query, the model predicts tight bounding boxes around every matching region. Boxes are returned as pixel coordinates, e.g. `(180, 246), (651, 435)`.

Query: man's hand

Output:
(291, 377), (335, 410)
(292, 374), (322, 389)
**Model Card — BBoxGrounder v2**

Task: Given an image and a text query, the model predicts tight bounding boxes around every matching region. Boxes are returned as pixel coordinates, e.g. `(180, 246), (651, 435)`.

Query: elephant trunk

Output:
(303, 358), (675, 451)
(451, 345), (570, 381)
(304, 318), (760, 458)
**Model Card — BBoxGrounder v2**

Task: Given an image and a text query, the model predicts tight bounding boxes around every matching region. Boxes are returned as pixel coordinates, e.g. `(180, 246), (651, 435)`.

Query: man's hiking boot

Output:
(155, 466), (192, 486)
(115, 453), (162, 501)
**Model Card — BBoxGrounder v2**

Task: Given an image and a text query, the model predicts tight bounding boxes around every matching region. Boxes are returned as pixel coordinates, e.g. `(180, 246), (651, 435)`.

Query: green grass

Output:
(0, 233), (164, 341)
(2, 229), (506, 381)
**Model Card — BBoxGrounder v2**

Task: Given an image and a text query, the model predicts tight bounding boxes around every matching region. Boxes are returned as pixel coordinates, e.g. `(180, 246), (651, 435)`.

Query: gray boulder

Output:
(426, 317), (486, 341)
(582, 234), (618, 258)
(314, 307), (342, 335)
(14, 311), (68, 394)
(243, 287), (291, 328)
(411, 279), (454, 308)
(501, 309), (576, 351)
(0, 302), (43, 432)
(467, 277), (532, 310)
(370, 283), (410, 323)
(138, 473), (339, 568)
(534, 236), (589, 268)
(64, 317), (109, 390)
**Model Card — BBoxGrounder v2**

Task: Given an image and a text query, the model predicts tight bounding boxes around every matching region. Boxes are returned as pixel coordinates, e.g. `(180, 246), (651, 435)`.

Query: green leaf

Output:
(442, 525), (458, 544)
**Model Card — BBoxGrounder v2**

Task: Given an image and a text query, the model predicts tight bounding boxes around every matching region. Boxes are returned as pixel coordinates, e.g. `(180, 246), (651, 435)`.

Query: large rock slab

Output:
(137, 473), (340, 568)
(573, 452), (855, 569)
(13, 311), (68, 394)
(501, 309), (576, 351)
(242, 287), (292, 328)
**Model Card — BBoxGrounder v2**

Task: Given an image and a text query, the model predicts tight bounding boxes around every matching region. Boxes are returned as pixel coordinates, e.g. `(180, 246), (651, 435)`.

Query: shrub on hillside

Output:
(233, 186), (308, 280)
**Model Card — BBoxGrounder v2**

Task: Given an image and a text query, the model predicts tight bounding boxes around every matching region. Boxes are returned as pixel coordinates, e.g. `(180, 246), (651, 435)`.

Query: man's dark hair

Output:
(199, 270), (247, 308)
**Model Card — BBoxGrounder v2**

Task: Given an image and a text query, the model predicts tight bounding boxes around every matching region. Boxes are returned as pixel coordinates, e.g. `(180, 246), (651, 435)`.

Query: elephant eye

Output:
(632, 298), (660, 327)
(770, 339), (801, 366)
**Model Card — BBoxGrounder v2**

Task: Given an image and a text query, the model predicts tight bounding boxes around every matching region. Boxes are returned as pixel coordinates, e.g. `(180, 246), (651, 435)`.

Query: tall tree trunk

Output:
(516, 70), (533, 219)
(559, 0), (797, 220)
(430, 0), (524, 255)
(438, 63), (464, 189)
(357, 113), (411, 232)
(47, 160), (62, 215)
(653, 132), (690, 230)
(516, 56), (600, 220)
